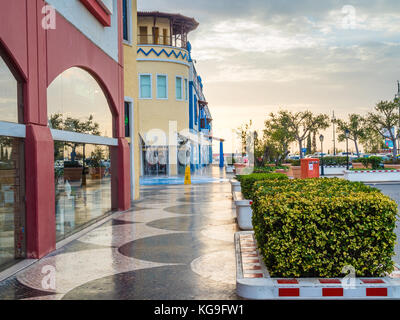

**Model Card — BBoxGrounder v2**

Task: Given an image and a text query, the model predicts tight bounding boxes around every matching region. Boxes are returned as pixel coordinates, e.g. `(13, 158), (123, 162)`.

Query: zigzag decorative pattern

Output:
(137, 48), (189, 61)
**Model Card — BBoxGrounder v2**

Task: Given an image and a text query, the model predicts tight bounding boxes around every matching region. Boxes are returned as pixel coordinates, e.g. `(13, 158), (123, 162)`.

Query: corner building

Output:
(0, 0), (131, 271)
(136, 11), (213, 177)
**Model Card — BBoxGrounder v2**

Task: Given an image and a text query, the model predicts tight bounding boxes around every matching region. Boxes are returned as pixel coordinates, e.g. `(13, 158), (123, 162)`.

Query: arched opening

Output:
(47, 67), (115, 241)
(0, 51), (25, 270)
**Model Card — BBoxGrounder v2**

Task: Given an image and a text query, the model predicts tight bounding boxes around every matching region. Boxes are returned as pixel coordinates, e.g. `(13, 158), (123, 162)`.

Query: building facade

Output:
(136, 11), (213, 177)
(0, 0), (130, 271)
(122, 0), (140, 200)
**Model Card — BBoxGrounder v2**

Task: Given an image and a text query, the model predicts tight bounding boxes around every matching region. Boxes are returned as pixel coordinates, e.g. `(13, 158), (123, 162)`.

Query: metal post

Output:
(346, 138), (349, 170)
(321, 141), (324, 176)
(332, 111), (336, 156)
(219, 140), (224, 168)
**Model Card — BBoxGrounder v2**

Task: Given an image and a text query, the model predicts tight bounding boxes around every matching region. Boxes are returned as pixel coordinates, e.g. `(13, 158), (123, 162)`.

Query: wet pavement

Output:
(0, 168), (240, 300)
(366, 183), (400, 266)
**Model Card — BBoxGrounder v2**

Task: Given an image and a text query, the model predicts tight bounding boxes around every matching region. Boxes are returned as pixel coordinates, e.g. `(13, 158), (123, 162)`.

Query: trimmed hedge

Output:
(236, 173), (288, 200)
(252, 178), (397, 278)
(321, 156), (348, 166)
(253, 166), (289, 174)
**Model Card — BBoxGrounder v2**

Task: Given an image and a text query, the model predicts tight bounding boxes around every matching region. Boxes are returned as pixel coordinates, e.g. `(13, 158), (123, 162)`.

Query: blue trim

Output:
(219, 141), (224, 168)
(194, 94), (198, 126)
(137, 48), (189, 61)
(189, 82), (193, 130)
(209, 144), (213, 164)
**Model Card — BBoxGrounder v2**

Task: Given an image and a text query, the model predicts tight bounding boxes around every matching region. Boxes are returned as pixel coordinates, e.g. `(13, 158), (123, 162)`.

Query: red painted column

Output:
(24, 0), (55, 259)
(115, 0), (131, 210)
(117, 138), (131, 211)
(25, 125), (56, 258)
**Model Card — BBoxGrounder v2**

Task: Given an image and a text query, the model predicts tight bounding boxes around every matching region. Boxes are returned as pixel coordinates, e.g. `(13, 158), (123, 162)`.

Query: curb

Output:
(235, 231), (400, 300)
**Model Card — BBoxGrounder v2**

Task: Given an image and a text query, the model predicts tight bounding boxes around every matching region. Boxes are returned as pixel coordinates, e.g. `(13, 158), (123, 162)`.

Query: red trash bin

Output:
(300, 158), (320, 179)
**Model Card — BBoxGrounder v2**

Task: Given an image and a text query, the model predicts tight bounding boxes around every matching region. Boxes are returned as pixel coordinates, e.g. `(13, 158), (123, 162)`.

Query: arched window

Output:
(0, 55), (22, 123)
(47, 67), (116, 241)
(47, 67), (113, 138)
(0, 52), (25, 271)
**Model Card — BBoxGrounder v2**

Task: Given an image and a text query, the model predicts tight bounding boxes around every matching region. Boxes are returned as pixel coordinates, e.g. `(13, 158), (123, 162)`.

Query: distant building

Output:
(136, 11), (213, 176)
(122, 0), (140, 200)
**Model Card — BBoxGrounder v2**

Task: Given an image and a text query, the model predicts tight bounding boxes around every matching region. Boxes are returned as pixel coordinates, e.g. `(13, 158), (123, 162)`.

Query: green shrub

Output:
(252, 178), (397, 278)
(252, 166), (275, 173)
(287, 159), (300, 166)
(368, 156), (383, 169)
(359, 157), (370, 168)
(236, 173), (288, 200)
(321, 156), (348, 166)
(253, 165), (289, 174)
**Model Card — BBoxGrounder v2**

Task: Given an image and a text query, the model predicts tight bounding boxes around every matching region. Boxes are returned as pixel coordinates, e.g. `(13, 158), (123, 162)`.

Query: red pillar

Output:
(24, 0), (55, 259)
(25, 125), (56, 258)
(117, 138), (131, 211)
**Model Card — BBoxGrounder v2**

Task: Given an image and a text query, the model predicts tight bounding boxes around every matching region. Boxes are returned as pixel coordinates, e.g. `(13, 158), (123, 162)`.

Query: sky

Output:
(139, 0), (400, 154)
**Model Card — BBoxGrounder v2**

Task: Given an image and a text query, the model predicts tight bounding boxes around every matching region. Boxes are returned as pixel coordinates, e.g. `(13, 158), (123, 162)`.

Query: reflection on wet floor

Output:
(0, 168), (240, 300)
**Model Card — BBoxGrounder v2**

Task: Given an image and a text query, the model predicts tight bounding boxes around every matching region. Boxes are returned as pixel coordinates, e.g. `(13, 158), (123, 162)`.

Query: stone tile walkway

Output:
(0, 174), (240, 300)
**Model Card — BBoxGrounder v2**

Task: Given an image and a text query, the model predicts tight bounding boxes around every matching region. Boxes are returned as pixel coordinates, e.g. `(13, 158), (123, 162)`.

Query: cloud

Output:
(139, 0), (400, 152)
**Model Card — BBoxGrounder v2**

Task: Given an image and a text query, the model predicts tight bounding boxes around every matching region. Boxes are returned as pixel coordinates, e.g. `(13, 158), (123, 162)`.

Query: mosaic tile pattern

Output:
(0, 170), (240, 300)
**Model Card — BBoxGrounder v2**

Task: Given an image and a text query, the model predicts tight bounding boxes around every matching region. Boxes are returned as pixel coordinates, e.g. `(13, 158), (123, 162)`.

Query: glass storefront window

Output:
(0, 137), (25, 270)
(0, 55), (21, 123)
(142, 145), (168, 176)
(47, 67), (113, 138)
(54, 142), (111, 240)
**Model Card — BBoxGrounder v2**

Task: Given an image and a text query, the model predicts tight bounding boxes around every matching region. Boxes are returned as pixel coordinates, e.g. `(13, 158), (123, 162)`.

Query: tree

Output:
(279, 110), (330, 158)
(49, 113), (101, 162)
(366, 100), (399, 161)
(336, 114), (366, 157)
(236, 120), (252, 157)
(359, 127), (384, 153)
(306, 133), (312, 155)
(263, 111), (296, 164)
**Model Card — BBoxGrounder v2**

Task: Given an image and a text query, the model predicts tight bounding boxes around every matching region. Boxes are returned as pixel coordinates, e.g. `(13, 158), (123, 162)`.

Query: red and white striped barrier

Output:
(236, 231), (400, 299)
(344, 170), (400, 183)
(351, 170), (400, 173)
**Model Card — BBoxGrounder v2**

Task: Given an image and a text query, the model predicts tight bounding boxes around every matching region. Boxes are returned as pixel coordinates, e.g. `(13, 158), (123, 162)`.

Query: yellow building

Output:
(123, 0), (140, 200)
(136, 11), (199, 176)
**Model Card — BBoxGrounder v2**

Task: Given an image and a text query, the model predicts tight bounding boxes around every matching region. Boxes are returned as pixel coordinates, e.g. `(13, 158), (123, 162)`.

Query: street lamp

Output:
(331, 111), (336, 156)
(345, 129), (350, 170)
(319, 134), (324, 176)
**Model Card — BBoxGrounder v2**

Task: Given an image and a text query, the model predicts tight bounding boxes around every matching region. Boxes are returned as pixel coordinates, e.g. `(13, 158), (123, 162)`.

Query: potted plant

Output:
(289, 159), (301, 178)
(63, 160), (83, 182)
(384, 159), (400, 170)
(352, 158), (371, 169)
(89, 147), (106, 179)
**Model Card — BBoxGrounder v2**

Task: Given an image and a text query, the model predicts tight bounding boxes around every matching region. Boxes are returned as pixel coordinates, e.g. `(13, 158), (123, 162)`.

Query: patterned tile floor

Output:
(0, 169), (240, 300)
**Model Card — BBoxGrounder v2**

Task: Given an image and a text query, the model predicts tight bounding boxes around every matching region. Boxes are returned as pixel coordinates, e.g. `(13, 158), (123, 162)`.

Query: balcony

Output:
(138, 34), (188, 50)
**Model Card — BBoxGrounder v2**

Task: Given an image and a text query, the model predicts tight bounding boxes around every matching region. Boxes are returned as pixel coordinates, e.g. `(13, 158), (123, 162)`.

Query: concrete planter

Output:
(235, 231), (400, 300)
(64, 167), (83, 182)
(89, 167), (106, 179)
(384, 164), (400, 170)
(320, 166), (346, 176)
(275, 169), (287, 175)
(233, 163), (247, 175)
(291, 166), (301, 179)
(282, 164), (293, 177)
(344, 170), (400, 182)
(352, 162), (371, 169)
(230, 179), (241, 194)
(233, 191), (253, 230)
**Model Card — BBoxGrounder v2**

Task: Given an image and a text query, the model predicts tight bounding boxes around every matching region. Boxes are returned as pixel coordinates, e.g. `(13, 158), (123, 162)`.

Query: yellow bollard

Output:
(184, 165), (191, 185)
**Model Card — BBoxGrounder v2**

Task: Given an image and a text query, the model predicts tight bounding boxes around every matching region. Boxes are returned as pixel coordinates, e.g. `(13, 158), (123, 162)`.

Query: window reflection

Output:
(0, 56), (19, 123)
(0, 137), (24, 270)
(55, 142), (111, 240)
(47, 67), (113, 137)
